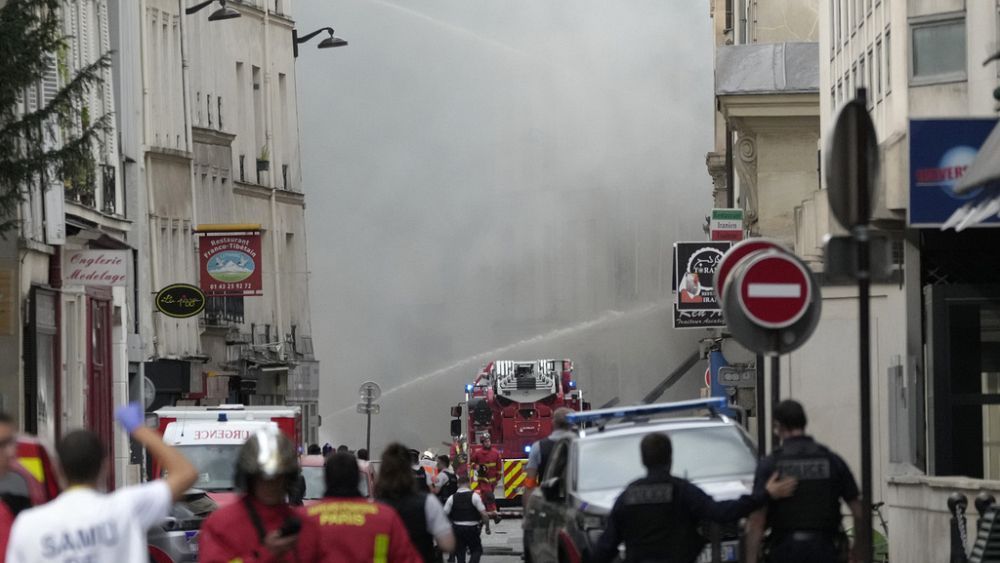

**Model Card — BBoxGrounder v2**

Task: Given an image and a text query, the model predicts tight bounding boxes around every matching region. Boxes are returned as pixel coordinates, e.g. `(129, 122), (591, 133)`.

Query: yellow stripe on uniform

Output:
(374, 533), (389, 563)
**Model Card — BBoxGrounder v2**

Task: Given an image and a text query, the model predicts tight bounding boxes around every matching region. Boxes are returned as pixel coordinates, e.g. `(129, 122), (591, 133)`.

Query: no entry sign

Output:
(736, 252), (812, 329)
(715, 238), (786, 307)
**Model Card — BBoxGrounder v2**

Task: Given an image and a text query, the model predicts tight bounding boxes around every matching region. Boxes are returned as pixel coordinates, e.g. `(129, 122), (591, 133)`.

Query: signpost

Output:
(735, 252), (812, 330)
(358, 381), (381, 454)
(673, 241), (732, 329)
(825, 87), (878, 563)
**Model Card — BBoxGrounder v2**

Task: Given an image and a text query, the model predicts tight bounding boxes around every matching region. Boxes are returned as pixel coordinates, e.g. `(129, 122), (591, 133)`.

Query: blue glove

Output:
(115, 402), (145, 434)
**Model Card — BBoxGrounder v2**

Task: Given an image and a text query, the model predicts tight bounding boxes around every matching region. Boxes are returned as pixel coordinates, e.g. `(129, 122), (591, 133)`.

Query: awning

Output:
(942, 121), (1000, 230)
(955, 121), (1000, 195)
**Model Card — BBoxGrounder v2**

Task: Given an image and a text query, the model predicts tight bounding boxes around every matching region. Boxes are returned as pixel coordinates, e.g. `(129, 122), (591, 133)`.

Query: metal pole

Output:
(366, 410), (372, 455)
(756, 353), (766, 456)
(770, 354), (780, 452)
(855, 87), (874, 563)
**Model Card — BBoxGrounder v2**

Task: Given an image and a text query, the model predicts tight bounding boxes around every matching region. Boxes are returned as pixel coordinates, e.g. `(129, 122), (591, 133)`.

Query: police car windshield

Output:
(178, 445), (241, 490)
(577, 426), (756, 492)
(302, 466), (370, 499)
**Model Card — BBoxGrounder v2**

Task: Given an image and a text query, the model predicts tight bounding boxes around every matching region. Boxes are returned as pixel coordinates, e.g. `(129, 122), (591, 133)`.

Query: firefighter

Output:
(590, 432), (797, 563)
(198, 427), (315, 562)
(469, 434), (503, 523)
(743, 400), (864, 563)
(301, 452), (423, 562)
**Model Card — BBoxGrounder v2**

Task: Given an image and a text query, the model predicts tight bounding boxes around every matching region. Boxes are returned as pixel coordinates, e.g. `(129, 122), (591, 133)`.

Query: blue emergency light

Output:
(465, 384), (474, 393)
(568, 380), (577, 389)
(218, 413), (228, 422)
(524, 445), (532, 454)
(566, 397), (727, 425)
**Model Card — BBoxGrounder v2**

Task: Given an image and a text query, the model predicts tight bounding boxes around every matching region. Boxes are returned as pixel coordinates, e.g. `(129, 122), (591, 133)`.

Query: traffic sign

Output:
(721, 249), (821, 355)
(826, 96), (879, 229)
(359, 381), (381, 401)
(718, 366), (756, 388)
(710, 208), (744, 241)
(357, 403), (381, 415)
(736, 251), (812, 330)
(715, 238), (787, 307)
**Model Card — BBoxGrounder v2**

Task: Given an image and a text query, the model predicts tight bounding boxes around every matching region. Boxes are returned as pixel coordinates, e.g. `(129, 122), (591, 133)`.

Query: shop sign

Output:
(673, 241), (731, 329)
(199, 232), (263, 296)
(63, 250), (128, 287)
(155, 284), (206, 319)
(710, 208), (744, 241)
(910, 118), (1000, 227)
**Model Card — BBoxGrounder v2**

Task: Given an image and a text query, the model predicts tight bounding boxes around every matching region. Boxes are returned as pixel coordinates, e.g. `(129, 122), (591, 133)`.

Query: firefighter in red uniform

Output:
(199, 428), (316, 562)
(469, 434), (502, 523)
(300, 451), (422, 562)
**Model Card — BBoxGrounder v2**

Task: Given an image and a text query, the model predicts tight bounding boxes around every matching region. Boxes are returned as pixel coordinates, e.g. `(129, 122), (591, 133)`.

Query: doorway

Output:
(86, 288), (113, 488)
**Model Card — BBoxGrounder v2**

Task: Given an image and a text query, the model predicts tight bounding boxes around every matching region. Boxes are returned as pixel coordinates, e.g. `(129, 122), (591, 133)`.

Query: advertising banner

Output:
(673, 241), (731, 329)
(63, 250), (128, 287)
(199, 232), (263, 296)
(910, 118), (1000, 227)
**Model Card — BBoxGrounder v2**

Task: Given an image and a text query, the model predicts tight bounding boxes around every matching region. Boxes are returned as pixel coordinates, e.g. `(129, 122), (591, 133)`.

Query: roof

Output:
(716, 42), (820, 96)
(578, 416), (735, 440)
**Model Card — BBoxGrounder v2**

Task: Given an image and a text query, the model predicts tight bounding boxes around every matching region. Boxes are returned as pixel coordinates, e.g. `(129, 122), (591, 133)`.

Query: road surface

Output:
(480, 517), (524, 562)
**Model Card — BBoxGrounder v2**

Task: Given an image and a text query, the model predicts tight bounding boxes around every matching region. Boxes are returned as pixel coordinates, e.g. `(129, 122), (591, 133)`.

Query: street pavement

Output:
(479, 517), (524, 562)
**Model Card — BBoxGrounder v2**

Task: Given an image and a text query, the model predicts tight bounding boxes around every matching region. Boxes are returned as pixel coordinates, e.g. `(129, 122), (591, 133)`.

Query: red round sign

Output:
(715, 239), (787, 307)
(737, 251), (812, 329)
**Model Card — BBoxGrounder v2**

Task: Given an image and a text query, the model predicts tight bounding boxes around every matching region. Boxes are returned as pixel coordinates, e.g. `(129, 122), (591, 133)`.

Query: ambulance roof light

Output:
(566, 397), (726, 425)
(217, 413), (228, 422)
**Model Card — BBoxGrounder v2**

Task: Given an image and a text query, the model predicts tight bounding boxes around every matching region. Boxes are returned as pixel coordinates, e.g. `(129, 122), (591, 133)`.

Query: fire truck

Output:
(449, 359), (589, 506)
(153, 404), (301, 505)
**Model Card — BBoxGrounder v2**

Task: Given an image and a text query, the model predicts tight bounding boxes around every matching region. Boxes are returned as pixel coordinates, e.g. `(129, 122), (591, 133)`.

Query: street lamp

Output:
(185, 0), (240, 21)
(293, 27), (348, 58)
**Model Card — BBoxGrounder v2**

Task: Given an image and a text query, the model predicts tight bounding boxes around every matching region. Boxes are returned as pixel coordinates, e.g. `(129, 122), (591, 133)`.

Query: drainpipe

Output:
(261, 6), (285, 361)
(178, 0), (199, 356)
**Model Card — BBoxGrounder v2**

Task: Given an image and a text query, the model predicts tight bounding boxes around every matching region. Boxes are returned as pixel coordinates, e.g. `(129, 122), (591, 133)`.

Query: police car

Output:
(523, 398), (758, 563)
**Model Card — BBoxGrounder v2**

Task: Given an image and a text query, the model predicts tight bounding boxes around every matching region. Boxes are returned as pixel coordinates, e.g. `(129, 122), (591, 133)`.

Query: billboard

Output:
(199, 232), (264, 296)
(673, 241), (731, 329)
(909, 118), (1000, 227)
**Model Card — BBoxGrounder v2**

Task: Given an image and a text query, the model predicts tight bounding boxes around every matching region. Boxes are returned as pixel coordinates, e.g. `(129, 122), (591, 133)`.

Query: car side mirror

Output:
(450, 405), (463, 418)
(541, 477), (563, 502)
(450, 419), (462, 438)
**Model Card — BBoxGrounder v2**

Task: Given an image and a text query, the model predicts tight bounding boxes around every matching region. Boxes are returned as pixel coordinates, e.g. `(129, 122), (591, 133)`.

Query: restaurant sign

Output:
(199, 232), (264, 296)
(155, 284), (206, 319)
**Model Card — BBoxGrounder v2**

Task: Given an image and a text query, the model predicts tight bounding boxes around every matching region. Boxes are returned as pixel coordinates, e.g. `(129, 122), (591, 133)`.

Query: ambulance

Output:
(153, 404), (301, 505)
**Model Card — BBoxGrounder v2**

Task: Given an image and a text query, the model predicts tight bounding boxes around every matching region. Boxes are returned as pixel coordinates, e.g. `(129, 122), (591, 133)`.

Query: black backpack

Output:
(438, 470), (458, 503)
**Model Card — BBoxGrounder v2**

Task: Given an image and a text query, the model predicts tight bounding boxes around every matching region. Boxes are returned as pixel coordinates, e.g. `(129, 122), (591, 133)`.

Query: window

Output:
(867, 49), (874, 106)
(885, 28), (892, 93)
(835, 0), (842, 49)
(206, 93), (212, 127)
(218, 96), (223, 130)
(830, 0), (836, 56)
(876, 39), (883, 96)
(911, 17), (966, 82)
(859, 56), (866, 90)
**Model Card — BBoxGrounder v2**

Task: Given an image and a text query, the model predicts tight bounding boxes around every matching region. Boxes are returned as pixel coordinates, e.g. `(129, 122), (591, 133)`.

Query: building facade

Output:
(107, 0), (320, 480)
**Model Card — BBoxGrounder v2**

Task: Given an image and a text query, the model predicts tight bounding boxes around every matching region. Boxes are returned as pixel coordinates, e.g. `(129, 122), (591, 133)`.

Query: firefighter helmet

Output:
(234, 426), (299, 490)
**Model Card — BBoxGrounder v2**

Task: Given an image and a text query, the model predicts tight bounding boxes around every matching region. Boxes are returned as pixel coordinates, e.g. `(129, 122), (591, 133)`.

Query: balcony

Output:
(203, 296), (245, 326)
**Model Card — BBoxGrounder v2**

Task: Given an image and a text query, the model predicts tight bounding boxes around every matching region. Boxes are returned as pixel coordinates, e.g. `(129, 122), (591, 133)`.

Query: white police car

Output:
(523, 398), (758, 563)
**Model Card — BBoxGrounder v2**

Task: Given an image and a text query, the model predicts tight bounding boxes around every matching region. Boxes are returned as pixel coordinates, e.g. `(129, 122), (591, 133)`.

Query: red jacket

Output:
(199, 496), (316, 563)
(0, 500), (11, 563)
(299, 497), (422, 563)
(471, 447), (502, 482)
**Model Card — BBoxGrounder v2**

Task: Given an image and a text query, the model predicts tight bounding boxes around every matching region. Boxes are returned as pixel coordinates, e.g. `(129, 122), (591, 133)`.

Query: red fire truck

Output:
(450, 359), (588, 506)
(153, 404), (301, 506)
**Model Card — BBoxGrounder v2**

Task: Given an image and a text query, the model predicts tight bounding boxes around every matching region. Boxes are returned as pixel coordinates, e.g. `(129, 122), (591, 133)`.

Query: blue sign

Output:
(910, 118), (999, 227)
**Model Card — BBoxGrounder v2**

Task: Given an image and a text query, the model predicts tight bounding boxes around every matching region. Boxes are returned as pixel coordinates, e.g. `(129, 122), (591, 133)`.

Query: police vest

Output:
(449, 491), (480, 523)
(768, 440), (841, 534)
(437, 470), (458, 504)
(413, 467), (430, 493)
(614, 477), (706, 563)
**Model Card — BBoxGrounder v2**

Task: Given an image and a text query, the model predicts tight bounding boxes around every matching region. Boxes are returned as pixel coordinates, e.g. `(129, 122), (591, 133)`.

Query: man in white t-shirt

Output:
(6, 403), (197, 562)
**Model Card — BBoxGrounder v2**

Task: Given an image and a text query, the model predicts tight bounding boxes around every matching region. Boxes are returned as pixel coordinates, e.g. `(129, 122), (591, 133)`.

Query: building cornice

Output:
(718, 93), (820, 120)
(233, 182), (306, 207)
(192, 127), (237, 147)
(147, 146), (194, 164)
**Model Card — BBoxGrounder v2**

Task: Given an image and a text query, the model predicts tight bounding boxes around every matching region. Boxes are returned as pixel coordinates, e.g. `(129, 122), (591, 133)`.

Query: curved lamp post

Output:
(185, 0), (240, 21)
(293, 27), (348, 58)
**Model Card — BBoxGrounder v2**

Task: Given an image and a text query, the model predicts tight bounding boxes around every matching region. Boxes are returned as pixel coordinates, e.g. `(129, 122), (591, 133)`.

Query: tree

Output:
(0, 0), (110, 234)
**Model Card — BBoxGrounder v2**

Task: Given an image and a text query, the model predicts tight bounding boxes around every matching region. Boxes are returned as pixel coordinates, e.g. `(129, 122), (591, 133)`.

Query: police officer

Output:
(744, 400), (864, 563)
(524, 407), (574, 491)
(590, 432), (796, 563)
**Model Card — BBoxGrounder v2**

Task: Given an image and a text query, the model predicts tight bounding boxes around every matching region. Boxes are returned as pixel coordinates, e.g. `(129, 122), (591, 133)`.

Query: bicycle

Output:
(845, 501), (890, 562)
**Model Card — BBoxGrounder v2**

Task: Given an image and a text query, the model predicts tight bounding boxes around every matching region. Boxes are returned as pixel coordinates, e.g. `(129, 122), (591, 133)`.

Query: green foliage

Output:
(0, 0), (111, 233)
